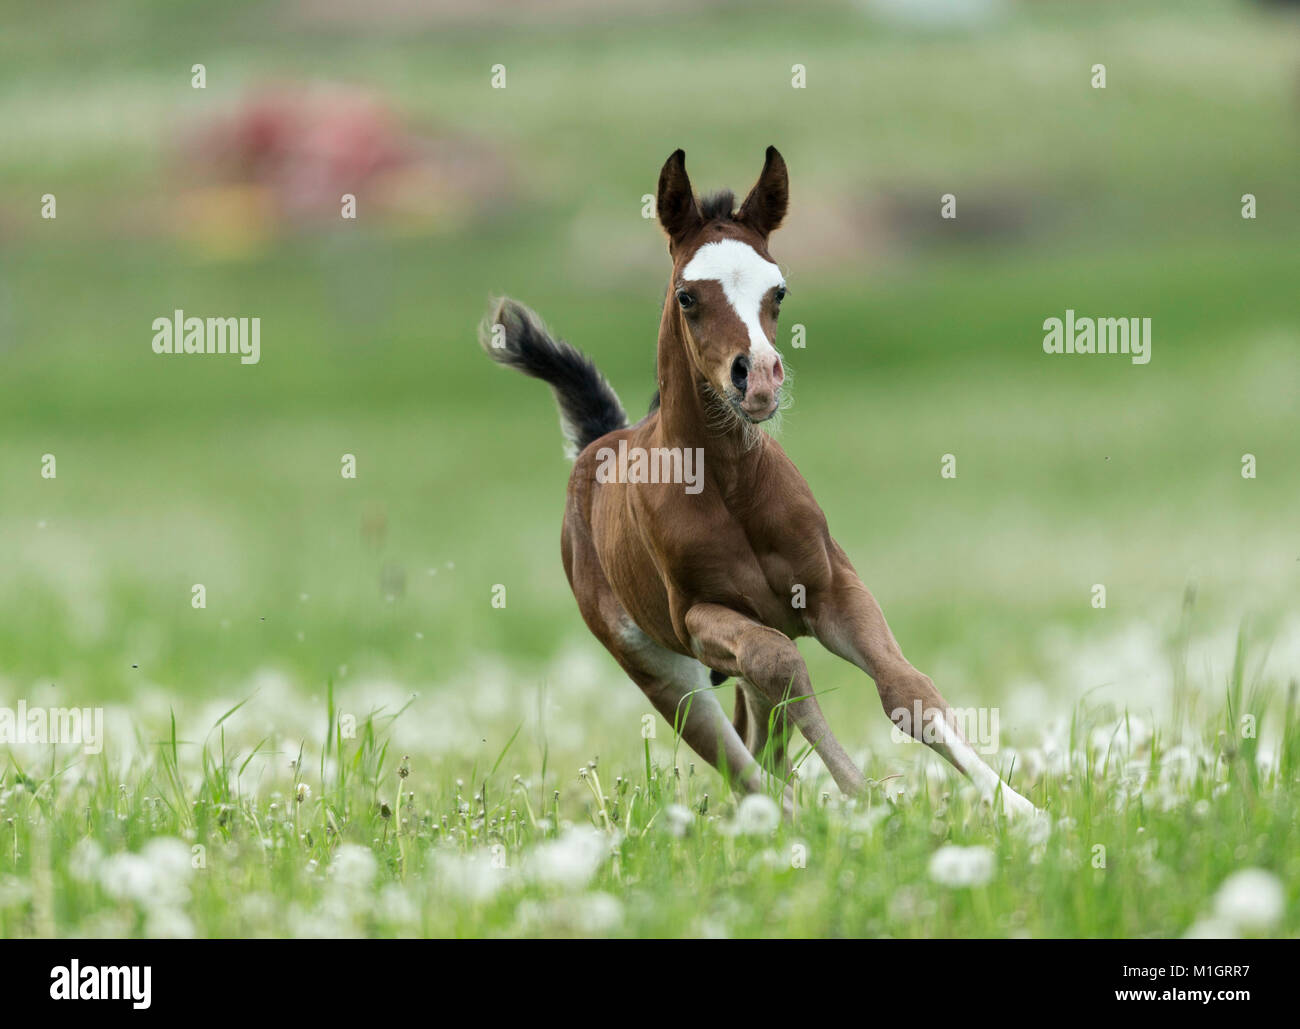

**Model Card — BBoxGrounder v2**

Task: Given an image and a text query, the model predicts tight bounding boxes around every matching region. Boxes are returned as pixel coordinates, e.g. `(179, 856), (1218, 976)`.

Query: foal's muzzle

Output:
(734, 351), (784, 421)
(730, 355), (750, 393)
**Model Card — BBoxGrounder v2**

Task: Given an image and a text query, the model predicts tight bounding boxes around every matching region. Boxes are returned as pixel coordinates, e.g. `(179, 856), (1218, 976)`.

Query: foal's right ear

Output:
(656, 149), (702, 247)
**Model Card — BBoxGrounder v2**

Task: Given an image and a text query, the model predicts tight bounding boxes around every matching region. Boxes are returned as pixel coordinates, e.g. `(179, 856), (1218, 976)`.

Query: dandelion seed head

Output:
(928, 844), (996, 888)
(730, 794), (780, 836)
(1212, 868), (1284, 933)
(330, 844), (378, 892)
(526, 826), (609, 890)
(663, 804), (694, 838)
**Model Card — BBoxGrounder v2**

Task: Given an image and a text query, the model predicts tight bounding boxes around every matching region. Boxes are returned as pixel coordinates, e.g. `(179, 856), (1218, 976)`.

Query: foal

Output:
(481, 147), (1037, 818)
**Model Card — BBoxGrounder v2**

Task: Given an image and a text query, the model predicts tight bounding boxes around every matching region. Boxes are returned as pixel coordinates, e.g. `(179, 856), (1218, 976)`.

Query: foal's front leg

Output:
(686, 603), (867, 798)
(809, 558), (1039, 818)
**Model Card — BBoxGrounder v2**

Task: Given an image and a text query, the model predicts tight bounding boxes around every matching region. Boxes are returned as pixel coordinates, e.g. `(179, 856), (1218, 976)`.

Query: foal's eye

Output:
(676, 289), (695, 310)
(774, 286), (787, 305)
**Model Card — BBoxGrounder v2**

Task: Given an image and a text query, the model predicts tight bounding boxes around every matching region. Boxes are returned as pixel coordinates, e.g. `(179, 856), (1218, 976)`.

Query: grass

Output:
(1, 0), (1298, 937)
(1, 646), (1295, 938)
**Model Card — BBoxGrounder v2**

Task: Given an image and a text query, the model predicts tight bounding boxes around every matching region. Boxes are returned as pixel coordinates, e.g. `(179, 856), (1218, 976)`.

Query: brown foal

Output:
(481, 147), (1037, 818)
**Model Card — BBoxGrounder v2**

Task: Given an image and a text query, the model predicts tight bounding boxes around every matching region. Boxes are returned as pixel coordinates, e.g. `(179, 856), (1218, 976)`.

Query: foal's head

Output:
(657, 147), (789, 425)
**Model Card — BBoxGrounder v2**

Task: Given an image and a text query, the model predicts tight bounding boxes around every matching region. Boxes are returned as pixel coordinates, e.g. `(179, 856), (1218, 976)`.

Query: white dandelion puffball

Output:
(527, 827), (609, 890)
(1212, 868), (1285, 934)
(573, 892), (625, 933)
(664, 804), (695, 837)
(97, 837), (193, 910)
(928, 844), (996, 888)
(434, 850), (505, 903)
(330, 844), (378, 891)
(732, 794), (781, 835)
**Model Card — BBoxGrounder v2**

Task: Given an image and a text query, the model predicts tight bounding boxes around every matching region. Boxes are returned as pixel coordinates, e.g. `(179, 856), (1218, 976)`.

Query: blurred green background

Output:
(1, 0), (1297, 763)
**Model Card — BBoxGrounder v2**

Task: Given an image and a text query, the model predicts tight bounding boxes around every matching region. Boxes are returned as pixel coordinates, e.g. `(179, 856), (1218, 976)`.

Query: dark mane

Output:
(698, 189), (736, 222)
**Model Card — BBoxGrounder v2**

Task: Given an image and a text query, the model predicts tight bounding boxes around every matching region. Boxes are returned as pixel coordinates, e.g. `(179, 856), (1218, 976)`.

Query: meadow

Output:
(0, 0), (1297, 937)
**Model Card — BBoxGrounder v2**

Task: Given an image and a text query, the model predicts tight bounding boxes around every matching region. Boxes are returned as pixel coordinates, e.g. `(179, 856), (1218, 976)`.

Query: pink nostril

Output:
(772, 355), (785, 386)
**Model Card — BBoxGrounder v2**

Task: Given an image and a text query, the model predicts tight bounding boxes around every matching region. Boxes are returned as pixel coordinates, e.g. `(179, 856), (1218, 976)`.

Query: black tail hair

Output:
(478, 298), (628, 457)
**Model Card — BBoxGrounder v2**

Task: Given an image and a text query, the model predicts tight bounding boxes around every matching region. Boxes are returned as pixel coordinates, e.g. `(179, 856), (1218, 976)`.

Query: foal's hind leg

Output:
(733, 679), (793, 778)
(615, 624), (772, 798)
(563, 523), (781, 803)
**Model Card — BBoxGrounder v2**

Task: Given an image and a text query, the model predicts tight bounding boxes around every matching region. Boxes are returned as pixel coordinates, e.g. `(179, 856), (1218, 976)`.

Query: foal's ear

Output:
(656, 148), (702, 245)
(737, 145), (789, 238)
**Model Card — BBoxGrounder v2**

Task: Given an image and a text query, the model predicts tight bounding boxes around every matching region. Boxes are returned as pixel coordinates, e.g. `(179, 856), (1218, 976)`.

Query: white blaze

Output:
(681, 239), (784, 363)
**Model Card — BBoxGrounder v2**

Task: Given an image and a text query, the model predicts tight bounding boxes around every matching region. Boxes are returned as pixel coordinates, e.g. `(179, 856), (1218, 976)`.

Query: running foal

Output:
(481, 147), (1037, 818)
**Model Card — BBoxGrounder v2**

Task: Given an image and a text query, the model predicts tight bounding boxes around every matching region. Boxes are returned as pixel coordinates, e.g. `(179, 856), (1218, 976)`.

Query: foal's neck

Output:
(654, 302), (764, 476)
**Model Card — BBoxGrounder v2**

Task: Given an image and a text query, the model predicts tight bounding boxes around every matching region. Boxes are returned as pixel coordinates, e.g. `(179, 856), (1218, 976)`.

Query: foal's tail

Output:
(478, 297), (628, 457)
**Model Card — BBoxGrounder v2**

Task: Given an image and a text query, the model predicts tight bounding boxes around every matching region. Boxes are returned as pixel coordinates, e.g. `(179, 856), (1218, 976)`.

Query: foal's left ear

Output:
(737, 146), (789, 238)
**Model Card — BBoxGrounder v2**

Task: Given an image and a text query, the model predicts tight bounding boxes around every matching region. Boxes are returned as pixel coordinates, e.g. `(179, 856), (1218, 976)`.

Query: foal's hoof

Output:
(998, 787), (1040, 820)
